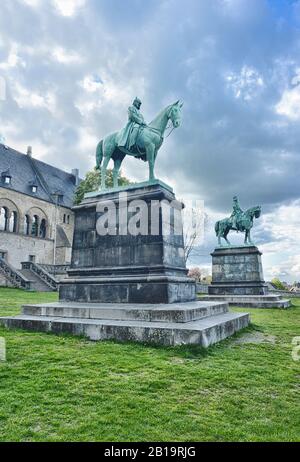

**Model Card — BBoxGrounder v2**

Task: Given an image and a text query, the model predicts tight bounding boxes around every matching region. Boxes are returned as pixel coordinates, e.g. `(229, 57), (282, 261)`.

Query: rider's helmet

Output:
(133, 97), (142, 109)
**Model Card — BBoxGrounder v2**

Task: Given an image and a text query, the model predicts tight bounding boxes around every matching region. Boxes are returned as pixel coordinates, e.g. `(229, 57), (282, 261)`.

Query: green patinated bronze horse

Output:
(215, 206), (261, 246)
(96, 101), (183, 189)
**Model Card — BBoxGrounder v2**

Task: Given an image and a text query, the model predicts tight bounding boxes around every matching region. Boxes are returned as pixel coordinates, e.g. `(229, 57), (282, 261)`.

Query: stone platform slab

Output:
(21, 300), (228, 323)
(201, 295), (291, 309)
(0, 300), (250, 347)
(0, 311), (250, 347)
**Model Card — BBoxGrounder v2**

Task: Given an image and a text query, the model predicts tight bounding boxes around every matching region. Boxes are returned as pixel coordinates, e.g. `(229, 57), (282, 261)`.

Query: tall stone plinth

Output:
(59, 181), (196, 304)
(208, 246), (268, 296)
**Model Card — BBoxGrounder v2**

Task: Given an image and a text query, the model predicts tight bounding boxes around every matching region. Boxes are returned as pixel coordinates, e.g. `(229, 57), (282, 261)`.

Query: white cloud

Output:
(276, 85), (300, 120)
(0, 76), (6, 101)
(52, 0), (86, 17)
(21, 0), (41, 7)
(75, 100), (99, 117)
(226, 65), (264, 101)
(12, 82), (57, 114)
(81, 75), (103, 93)
(52, 47), (82, 64)
(260, 200), (300, 249)
(0, 44), (26, 70)
(267, 254), (300, 282)
(80, 74), (146, 106)
(258, 200), (300, 281)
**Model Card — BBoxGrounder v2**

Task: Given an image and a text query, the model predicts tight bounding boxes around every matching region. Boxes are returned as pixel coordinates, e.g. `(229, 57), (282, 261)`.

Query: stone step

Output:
(0, 311), (250, 347)
(201, 295), (291, 309)
(22, 300), (229, 323)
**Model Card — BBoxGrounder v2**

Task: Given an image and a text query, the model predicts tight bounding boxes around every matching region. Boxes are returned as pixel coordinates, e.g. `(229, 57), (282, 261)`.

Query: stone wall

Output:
(196, 283), (209, 294)
(0, 231), (54, 269)
(0, 187), (74, 269)
(55, 246), (72, 267)
(269, 289), (300, 298)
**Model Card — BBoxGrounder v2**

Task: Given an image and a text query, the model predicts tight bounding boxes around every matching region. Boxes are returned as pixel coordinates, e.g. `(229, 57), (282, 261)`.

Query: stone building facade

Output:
(0, 143), (79, 278)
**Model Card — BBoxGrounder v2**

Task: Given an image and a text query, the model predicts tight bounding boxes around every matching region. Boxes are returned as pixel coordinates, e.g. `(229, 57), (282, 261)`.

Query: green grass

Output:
(0, 288), (299, 442)
(0, 287), (58, 317)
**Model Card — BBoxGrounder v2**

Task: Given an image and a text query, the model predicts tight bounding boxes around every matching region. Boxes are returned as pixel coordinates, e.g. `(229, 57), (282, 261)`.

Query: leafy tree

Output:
(271, 278), (287, 291)
(74, 168), (131, 205)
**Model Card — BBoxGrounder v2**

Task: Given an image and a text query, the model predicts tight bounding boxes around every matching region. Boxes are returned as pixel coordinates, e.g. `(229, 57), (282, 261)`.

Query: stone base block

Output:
(201, 295), (291, 309)
(59, 276), (196, 304)
(209, 282), (268, 296)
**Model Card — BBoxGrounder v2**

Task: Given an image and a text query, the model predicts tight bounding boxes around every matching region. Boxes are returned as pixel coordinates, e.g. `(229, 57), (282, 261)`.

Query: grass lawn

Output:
(0, 287), (299, 442)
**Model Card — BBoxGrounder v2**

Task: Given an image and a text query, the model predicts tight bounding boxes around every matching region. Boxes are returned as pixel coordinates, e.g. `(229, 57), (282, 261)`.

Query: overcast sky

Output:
(0, 0), (300, 281)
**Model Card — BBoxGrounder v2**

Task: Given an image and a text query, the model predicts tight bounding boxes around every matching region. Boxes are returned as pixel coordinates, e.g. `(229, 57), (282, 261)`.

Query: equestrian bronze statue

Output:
(96, 98), (183, 189)
(215, 196), (261, 246)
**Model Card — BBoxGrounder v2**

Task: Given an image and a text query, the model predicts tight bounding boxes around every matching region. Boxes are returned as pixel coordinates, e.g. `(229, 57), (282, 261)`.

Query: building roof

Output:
(0, 144), (79, 208)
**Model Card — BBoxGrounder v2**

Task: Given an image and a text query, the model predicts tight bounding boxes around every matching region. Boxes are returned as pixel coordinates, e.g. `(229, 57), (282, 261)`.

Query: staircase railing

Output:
(0, 257), (31, 290)
(38, 264), (70, 276)
(21, 262), (58, 291)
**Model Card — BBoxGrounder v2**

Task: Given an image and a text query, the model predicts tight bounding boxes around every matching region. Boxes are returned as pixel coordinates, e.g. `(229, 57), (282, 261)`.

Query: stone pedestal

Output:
(208, 246), (267, 296)
(59, 181), (196, 304)
(204, 245), (291, 308)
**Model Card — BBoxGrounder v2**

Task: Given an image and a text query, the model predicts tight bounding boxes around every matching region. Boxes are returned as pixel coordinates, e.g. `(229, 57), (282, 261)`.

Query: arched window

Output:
(39, 219), (47, 239)
(31, 215), (39, 237)
(0, 207), (9, 231)
(9, 211), (18, 233)
(24, 215), (30, 235)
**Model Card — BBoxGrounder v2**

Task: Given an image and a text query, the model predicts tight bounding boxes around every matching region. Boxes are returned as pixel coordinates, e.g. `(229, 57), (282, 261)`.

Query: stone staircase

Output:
(0, 257), (31, 290)
(19, 262), (58, 292)
(0, 300), (250, 347)
(19, 268), (55, 292)
(0, 258), (57, 292)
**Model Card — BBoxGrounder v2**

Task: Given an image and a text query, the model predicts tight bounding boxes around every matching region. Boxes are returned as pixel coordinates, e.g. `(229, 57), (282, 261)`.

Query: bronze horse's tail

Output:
(96, 140), (103, 169)
(215, 221), (219, 236)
